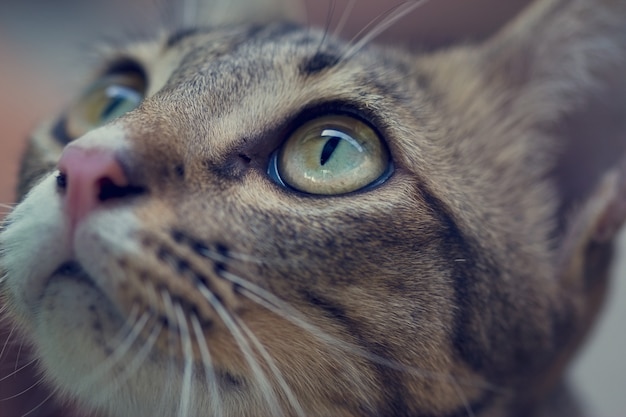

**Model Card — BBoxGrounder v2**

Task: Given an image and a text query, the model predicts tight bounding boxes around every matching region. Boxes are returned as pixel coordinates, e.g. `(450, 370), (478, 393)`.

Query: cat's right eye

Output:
(269, 115), (393, 195)
(64, 70), (146, 139)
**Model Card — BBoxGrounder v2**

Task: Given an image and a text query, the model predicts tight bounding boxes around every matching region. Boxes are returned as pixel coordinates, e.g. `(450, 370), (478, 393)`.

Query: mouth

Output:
(53, 261), (85, 277)
(51, 260), (95, 288)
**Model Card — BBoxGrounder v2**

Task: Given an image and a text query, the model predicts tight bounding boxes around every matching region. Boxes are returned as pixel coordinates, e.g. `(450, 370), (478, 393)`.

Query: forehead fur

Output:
(67, 21), (558, 281)
(111, 24), (425, 165)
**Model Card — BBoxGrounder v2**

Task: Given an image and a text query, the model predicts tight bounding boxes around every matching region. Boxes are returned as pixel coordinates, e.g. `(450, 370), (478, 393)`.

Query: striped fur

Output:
(1, 0), (626, 416)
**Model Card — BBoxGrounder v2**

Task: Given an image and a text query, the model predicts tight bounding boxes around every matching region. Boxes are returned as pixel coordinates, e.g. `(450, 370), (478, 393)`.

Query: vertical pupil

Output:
(101, 96), (125, 120)
(320, 136), (341, 166)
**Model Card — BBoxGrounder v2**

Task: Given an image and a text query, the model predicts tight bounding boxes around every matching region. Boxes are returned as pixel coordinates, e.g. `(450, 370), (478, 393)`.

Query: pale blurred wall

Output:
(0, 1), (624, 416)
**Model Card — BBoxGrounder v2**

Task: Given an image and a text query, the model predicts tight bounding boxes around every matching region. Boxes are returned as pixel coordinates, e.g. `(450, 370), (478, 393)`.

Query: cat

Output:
(1, 0), (626, 416)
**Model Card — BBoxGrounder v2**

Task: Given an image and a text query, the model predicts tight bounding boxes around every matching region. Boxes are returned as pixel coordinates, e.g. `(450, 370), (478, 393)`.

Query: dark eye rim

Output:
(52, 58), (148, 145)
(266, 103), (395, 197)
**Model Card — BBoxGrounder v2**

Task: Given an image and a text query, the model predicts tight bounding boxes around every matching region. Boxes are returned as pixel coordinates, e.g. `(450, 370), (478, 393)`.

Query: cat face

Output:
(2, 1), (626, 416)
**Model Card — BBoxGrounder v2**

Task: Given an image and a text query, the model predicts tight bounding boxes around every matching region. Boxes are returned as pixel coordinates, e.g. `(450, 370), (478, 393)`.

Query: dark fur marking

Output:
(166, 28), (204, 47)
(92, 320), (102, 332)
(215, 243), (230, 258)
(299, 289), (414, 416)
(52, 117), (73, 145)
(419, 190), (491, 375)
(159, 316), (170, 328)
(300, 289), (347, 322)
(300, 52), (340, 76)
(260, 22), (302, 42)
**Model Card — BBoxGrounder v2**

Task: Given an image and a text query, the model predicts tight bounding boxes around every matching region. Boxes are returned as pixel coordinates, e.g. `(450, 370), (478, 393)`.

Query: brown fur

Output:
(2, 0), (626, 416)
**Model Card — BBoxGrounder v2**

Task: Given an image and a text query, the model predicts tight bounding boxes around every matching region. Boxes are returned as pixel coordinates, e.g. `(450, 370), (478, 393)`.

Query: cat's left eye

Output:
(65, 70), (146, 139)
(269, 115), (393, 195)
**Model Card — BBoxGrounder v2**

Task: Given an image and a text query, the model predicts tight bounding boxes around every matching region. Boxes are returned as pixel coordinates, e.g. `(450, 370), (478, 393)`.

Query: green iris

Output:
(278, 115), (390, 195)
(66, 71), (146, 139)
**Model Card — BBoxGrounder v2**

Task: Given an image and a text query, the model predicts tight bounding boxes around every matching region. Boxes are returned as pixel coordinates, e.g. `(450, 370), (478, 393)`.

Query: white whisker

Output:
(451, 378), (476, 417)
(237, 318), (307, 417)
(342, 0), (430, 61)
(14, 339), (24, 371)
(315, 0), (337, 57)
(173, 302), (194, 417)
(221, 270), (506, 395)
(0, 376), (45, 401)
(332, 0), (357, 39)
(76, 310), (148, 394)
(161, 292), (181, 412)
(96, 321), (163, 404)
(198, 284), (286, 417)
(20, 389), (56, 417)
(0, 325), (16, 361)
(0, 358), (38, 383)
(191, 315), (223, 417)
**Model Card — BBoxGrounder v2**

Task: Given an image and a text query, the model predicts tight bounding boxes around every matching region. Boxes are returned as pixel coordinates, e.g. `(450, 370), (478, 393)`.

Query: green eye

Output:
(271, 115), (392, 195)
(65, 71), (146, 139)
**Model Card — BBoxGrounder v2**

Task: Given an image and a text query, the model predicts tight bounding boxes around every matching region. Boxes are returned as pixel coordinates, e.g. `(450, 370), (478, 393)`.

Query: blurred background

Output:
(0, 0), (624, 416)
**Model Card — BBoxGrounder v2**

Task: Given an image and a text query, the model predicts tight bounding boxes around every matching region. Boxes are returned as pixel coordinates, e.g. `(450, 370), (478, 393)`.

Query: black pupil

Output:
(101, 96), (126, 120)
(320, 136), (341, 166)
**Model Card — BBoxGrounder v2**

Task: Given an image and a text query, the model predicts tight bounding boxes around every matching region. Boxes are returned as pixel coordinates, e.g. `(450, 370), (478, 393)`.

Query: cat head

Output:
(2, 0), (626, 416)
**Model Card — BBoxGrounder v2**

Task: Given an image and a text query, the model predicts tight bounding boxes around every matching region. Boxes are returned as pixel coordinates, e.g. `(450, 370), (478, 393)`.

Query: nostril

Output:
(97, 178), (146, 202)
(57, 172), (68, 190)
(57, 146), (147, 227)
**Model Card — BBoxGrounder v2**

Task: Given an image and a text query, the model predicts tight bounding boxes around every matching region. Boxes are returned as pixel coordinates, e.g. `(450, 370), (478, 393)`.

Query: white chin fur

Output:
(0, 171), (256, 417)
(0, 174), (71, 323)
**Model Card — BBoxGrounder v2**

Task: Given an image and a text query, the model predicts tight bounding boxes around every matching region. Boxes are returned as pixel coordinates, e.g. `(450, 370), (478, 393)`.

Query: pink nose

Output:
(57, 146), (130, 227)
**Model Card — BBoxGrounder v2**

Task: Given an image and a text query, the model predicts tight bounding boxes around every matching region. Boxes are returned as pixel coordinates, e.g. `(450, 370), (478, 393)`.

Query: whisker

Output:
(341, 0), (431, 61)
(197, 284), (286, 417)
(332, 0), (357, 39)
(20, 389), (56, 417)
(109, 306), (142, 346)
(314, 0), (337, 58)
(14, 340), (24, 371)
(0, 325), (16, 361)
(190, 315), (223, 417)
(161, 291), (180, 412)
(0, 358), (38, 383)
(451, 378), (476, 417)
(221, 270), (507, 395)
(75, 310), (148, 395)
(240, 288), (492, 411)
(95, 321), (163, 405)
(237, 318), (307, 417)
(173, 302), (195, 417)
(0, 376), (45, 401)
(0, 203), (17, 210)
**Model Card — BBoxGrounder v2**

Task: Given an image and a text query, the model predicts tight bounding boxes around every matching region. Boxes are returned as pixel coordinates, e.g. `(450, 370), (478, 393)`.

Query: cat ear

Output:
(479, 0), (626, 322)
(480, 0), (626, 238)
(192, 0), (304, 26)
(558, 155), (626, 291)
(485, 0), (626, 342)
(480, 0), (626, 124)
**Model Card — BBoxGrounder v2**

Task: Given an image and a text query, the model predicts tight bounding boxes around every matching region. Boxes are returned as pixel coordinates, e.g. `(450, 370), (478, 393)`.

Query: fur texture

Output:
(1, 0), (626, 416)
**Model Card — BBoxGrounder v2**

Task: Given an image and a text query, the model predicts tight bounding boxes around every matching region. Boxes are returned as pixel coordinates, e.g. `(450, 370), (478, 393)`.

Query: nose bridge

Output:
(54, 119), (173, 230)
